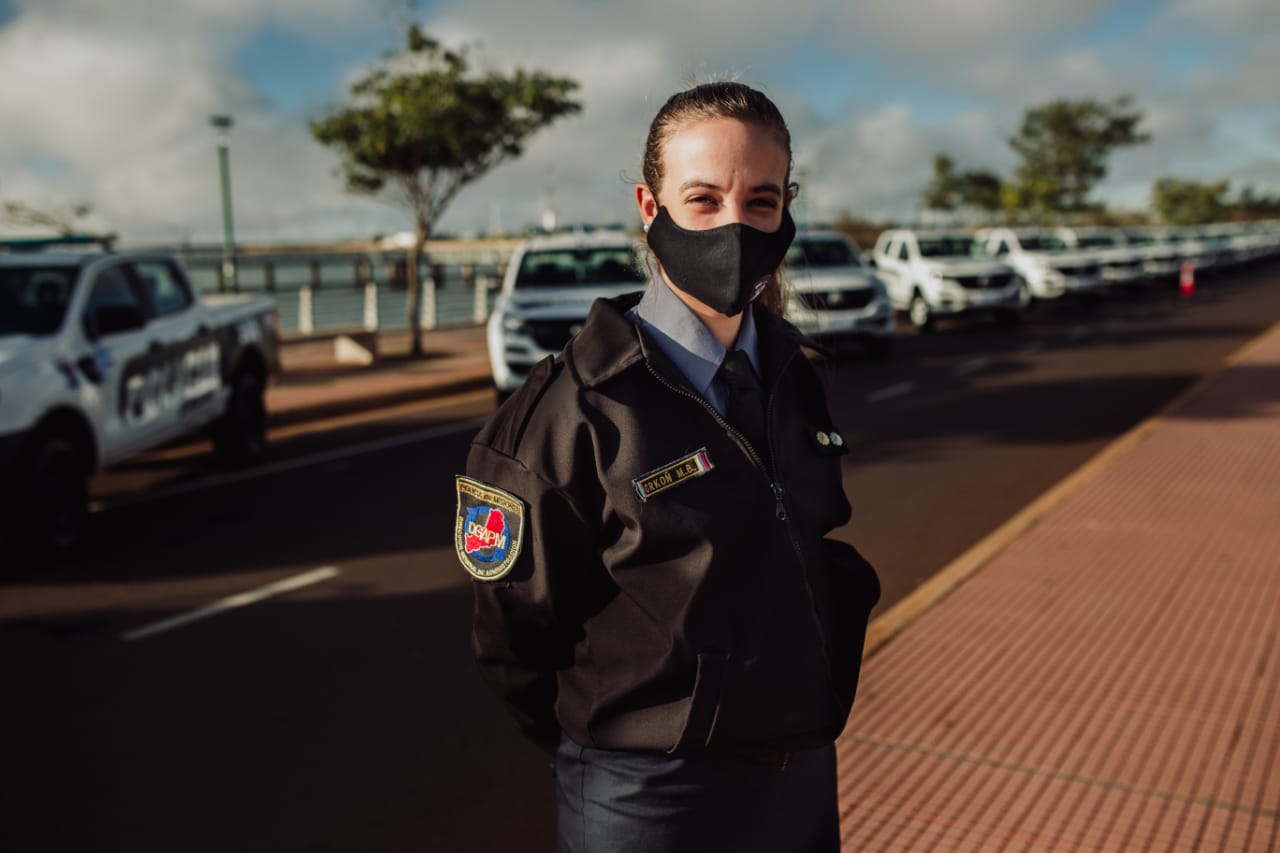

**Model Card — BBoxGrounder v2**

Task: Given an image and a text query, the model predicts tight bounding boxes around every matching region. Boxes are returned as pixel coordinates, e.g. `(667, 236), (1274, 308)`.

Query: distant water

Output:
(185, 256), (505, 334)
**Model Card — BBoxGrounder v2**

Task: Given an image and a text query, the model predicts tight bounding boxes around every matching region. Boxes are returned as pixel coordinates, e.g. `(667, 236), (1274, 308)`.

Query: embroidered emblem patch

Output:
(632, 448), (715, 502)
(455, 476), (526, 581)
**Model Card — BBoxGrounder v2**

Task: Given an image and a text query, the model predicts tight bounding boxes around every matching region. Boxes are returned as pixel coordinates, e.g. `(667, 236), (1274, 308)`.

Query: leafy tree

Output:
(2, 200), (94, 235)
(1230, 186), (1280, 221)
(1152, 177), (1230, 225)
(311, 25), (582, 355)
(958, 169), (1003, 214)
(923, 155), (961, 211)
(1008, 95), (1149, 218)
(923, 155), (1004, 218)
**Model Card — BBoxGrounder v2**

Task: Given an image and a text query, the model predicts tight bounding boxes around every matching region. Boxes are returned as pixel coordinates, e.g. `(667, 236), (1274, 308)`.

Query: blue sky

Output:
(1, 0), (1276, 245)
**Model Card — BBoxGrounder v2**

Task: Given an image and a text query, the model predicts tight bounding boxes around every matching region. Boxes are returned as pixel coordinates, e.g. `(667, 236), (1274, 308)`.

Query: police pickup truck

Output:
(0, 249), (279, 556)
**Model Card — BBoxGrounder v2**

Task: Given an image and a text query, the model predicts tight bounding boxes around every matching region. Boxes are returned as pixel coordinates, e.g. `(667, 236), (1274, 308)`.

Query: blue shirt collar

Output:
(629, 279), (763, 398)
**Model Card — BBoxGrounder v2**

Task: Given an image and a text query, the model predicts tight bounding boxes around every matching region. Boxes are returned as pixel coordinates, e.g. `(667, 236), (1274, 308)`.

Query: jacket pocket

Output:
(823, 539), (881, 720)
(668, 652), (727, 754)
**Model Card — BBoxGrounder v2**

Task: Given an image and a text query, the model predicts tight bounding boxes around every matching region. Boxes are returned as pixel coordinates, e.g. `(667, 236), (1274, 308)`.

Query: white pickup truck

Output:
(871, 229), (1025, 331)
(975, 227), (1104, 303)
(0, 249), (279, 556)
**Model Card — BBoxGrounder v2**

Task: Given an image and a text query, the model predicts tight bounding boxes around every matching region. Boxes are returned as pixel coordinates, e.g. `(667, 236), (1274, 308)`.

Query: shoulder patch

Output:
(455, 476), (526, 581)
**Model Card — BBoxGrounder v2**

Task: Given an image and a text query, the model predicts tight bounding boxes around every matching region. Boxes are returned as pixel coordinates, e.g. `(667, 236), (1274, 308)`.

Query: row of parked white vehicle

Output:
(487, 221), (1280, 396)
(866, 222), (1280, 334)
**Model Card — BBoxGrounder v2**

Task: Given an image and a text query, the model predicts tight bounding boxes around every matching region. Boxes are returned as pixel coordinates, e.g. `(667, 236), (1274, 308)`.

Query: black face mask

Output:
(645, 206), (797, 316)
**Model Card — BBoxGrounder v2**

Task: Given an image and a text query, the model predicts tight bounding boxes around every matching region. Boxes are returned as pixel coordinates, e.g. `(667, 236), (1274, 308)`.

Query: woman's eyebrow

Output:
(676, 179), (783, 196)
(677, 178), (721, 193)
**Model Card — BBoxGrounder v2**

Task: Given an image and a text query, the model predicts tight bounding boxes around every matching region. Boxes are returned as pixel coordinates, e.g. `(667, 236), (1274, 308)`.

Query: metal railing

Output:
(175, 245), (513, 335)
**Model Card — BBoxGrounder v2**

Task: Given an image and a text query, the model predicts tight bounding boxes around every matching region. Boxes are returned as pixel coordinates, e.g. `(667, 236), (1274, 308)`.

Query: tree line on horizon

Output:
(913, 95), (1280, 229)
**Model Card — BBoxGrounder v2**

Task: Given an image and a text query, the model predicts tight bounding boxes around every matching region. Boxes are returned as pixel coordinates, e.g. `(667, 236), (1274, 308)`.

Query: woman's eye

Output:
(750, 198), (779, 209)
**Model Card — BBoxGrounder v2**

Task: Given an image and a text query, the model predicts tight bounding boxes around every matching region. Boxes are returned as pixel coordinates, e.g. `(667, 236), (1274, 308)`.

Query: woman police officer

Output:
(455, 81), (880, 852)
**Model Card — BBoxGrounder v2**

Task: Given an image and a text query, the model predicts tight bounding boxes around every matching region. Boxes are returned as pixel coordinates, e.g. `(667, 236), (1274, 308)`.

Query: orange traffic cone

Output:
(1179, 262), (1195, 299)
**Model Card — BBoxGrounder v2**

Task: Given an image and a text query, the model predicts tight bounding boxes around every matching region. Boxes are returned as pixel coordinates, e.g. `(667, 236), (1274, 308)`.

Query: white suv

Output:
(975, 227), (1104, 302)
(487, 230), (647, 399)
(1054, 227), (1147, 286)
(784, 231), (895, 359)
(872, 229), (1024, 331)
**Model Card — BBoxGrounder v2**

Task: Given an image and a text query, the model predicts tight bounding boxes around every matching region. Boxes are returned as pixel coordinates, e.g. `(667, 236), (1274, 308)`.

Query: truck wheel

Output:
(213, 369), (267, 464)
(22, 436), (89, 556)
(908, 292), (934, 332)
(1016, 282), (1034, 310)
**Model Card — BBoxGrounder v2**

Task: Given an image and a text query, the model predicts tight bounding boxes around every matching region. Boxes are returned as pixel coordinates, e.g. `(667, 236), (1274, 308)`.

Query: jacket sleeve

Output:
(464, 442), (602, 756)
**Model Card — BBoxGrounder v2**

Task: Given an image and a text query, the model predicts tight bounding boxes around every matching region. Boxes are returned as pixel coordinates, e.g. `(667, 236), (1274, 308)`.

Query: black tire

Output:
(213, 369), (267, 464)
(908, 292), (934, 332)
(1016, 281), (1034, 310)
(16, 436), (89, 558)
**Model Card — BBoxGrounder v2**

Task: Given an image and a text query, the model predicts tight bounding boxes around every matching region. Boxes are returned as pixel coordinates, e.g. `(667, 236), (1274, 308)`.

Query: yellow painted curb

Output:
(863, 318), (1280, 658)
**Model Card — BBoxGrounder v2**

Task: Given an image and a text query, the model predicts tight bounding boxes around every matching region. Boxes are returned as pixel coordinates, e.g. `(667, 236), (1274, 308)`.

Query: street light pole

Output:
(210, 114), (237, 292)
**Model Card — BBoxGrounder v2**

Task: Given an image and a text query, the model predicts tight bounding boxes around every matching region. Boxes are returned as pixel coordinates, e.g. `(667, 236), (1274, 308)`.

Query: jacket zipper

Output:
(643, 361), (773, 479)
(645, 355), (839, 704)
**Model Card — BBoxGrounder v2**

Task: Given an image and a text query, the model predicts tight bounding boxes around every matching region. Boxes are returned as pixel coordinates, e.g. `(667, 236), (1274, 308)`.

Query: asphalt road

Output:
(3, 260), (1279, 853)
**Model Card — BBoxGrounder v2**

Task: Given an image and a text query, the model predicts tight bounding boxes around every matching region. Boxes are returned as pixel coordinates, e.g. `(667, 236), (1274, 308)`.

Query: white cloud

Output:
(2, 0), (1278, 244)
(1160, 0), (1280, 34)
(820, 0), (1112, 57)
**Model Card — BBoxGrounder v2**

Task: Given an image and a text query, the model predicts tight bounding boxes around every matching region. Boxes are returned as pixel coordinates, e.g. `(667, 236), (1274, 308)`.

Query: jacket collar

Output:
(563, 292), (827, 392)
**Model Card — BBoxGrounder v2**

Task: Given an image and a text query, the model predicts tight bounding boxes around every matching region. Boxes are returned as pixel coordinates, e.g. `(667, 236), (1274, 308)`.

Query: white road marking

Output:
(1020, 341), (1045, 355)
(954, 358), (990, 377)
(92, 416), (488, 513)
(122, 566), (341, 642)
(867, 382), (915, 403)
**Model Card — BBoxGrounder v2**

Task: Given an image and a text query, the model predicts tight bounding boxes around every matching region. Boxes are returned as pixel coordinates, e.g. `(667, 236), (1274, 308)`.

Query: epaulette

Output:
(479, 355), (561, 458)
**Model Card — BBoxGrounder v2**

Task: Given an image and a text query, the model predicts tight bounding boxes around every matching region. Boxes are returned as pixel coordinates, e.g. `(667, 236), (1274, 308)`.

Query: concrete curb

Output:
(861, 318), (1280, 659)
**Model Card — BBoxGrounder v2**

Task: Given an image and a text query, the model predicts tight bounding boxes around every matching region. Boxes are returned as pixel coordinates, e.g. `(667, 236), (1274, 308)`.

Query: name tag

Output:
(632, 448), (715, 502)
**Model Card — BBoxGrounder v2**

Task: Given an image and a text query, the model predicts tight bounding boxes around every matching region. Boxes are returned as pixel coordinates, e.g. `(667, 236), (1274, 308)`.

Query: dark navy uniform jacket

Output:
(458, 292), (879, 758)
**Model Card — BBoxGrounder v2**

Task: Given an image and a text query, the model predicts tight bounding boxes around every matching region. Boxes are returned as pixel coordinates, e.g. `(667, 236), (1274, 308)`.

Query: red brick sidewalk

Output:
(265, 325), (493, 426)
(839, 323), (1280, 851)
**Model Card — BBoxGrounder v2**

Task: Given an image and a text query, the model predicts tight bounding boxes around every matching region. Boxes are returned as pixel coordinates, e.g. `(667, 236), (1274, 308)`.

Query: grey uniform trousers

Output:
(555, 734), (840, 853)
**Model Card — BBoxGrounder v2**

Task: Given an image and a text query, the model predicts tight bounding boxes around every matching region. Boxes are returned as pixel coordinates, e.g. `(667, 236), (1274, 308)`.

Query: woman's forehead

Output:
(660, 117), (789, 186)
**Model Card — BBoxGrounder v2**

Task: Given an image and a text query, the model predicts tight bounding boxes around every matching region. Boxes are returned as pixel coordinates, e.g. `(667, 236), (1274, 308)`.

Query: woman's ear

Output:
(635, 183), (658, 229)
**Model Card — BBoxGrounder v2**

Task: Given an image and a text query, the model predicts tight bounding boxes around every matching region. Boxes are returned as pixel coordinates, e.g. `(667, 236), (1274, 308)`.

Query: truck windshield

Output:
(0, 266), (76, 336)
(917, 237), (980, 258)
(1018, 235), (1070, 251)
(787, 238), (862, 268)
(514, 247), (646, 289)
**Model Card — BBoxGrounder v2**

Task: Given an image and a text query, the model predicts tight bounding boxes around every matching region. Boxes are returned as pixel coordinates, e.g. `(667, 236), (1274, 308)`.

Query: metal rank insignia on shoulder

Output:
(455, 476), (526, 581)
(811, 427), (848, 455)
